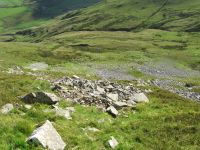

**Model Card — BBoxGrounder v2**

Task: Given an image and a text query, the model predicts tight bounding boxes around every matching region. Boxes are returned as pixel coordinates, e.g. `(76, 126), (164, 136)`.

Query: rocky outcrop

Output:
(27, 120), (66, 150)
(21, 92), (60, 105)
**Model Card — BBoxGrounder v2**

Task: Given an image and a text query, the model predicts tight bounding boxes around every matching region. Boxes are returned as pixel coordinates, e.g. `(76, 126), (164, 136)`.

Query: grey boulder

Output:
(27, 120), (66, 150)
(21, 92), (60, 105)
(133, 93), (149, 103)
(106, 106), (118, 117)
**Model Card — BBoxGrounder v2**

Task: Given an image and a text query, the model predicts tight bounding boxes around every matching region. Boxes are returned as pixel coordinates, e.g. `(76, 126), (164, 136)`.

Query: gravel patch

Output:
(133, 62), (200, 78)
(95, 69), (135, 81)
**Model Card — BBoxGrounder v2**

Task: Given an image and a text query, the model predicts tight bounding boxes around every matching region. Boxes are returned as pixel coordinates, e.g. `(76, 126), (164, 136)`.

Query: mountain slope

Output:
(0, 0), (100, 33)
(23, 0), (200, 38)
(56, 0), (200, 32)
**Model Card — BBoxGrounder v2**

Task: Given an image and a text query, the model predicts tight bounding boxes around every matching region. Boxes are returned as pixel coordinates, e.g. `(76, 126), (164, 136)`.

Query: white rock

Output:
(133, 93), (149, 103)
(106, 106), (118, 116)
(86, 127), (100, 132)
(108, 136), (119, 149)
(1, 103), (14, 114)
(24, 104), (32, 110)
(27, 120), (66, 150)
(72, 75), (80, 79)
(107, 93), (119, 101)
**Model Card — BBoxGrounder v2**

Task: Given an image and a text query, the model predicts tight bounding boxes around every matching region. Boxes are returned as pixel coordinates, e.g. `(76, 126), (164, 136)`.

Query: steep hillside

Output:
(0, 0), (100, 33)
(22, 0), (200, 38)
(31, 0), (101, 18)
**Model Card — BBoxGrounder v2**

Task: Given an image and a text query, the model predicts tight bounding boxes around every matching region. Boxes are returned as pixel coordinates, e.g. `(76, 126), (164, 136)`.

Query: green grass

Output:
(1, 29), (200, 77)
(0, 73), (200, 149)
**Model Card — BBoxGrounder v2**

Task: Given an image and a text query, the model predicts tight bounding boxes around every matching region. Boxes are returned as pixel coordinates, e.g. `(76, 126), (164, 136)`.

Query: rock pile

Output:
(52, 76), (149, 114)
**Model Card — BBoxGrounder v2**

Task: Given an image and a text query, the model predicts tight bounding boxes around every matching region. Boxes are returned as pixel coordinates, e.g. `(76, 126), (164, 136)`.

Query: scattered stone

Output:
(133, 93), (149, 103)
(7, 66), (24, 75)
(54, 107), (75, 120)
(72, 75), (80, 79)
(113, 101), (128, 109)
(27, 120), (66, 150)
(106, 106), (118, 117)
(106, 93), (119, 101)
(1, 103), (14, 114)
(85, 127), (100, 132)
(24, 104), (32, 110)
(108, 136), (119, 149)
(98, 118), (106, 124)
(126, 100), (136, 107)
(21, 92), (60, 105)
(97, 86), (105, 93)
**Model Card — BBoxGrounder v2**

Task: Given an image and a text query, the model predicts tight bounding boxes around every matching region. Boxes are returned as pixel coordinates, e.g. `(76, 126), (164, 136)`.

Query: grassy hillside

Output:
(0, 0), (200, 149)
(0, 0), (100, 33)
(23, 0), (200, 38)
(0, 33), (200, 148)
(0, 72), (200, 149)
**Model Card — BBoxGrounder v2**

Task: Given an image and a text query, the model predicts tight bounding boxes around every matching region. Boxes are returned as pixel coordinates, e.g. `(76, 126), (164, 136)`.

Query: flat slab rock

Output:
(27, 120), (66, 150)
(21, 92), (60, 105)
